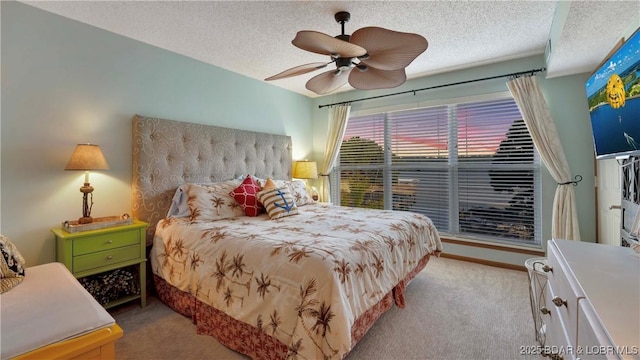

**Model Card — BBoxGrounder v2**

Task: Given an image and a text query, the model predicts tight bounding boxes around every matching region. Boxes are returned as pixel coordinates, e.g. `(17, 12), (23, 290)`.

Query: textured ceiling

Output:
(22, 1), (640, 98)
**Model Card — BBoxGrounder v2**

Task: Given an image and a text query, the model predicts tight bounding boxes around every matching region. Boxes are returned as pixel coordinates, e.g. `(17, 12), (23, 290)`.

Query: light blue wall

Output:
(1, 2), (314, 265)
(311, 56), (598, 257)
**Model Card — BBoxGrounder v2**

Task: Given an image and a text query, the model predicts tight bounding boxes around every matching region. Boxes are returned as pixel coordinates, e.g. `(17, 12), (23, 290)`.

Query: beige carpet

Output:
(110, 257), (542, 360)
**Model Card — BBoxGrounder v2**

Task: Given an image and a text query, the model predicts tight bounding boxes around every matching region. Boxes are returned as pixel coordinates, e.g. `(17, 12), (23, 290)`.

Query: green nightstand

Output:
(52, 220), (148, 309)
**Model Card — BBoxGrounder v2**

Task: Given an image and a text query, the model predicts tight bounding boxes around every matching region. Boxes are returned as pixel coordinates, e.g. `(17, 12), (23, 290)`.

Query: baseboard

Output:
(440, 252), (527, 271)
(441, 237), (545, 256)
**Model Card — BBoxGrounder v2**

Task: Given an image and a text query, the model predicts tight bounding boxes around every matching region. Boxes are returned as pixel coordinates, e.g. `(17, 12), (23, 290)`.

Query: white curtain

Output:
(319, 105), (350, 203)
(507, 75), (581, 240)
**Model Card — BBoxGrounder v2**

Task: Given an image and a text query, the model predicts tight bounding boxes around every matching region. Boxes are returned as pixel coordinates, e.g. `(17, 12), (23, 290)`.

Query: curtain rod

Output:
(318, 67), (546, 109)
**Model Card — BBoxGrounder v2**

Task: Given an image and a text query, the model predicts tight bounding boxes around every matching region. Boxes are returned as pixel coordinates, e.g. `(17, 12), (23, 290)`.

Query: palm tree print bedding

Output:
(150, 203), (442, 359)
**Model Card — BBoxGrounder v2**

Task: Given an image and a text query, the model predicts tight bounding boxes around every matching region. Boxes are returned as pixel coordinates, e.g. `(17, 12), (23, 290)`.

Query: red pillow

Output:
(229, 175), (264, 217)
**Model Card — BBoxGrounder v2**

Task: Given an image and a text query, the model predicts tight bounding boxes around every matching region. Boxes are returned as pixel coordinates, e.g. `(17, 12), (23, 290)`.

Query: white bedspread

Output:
(0, 262), (115, 359)
(151, 203), (442, 359)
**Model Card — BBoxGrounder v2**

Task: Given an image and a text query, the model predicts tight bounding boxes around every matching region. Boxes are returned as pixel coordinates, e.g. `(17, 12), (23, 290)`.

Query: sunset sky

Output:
(344, 108), (514, 157)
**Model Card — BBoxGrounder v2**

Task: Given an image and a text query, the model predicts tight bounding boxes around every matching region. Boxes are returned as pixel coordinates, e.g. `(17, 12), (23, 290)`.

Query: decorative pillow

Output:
(186, 180), (245, 221)
(285, 180), (314, 206)
(257, 178), (314, 206)
(257, 187), (299, 219)
(0, 234), (26, 293)
(229, 175), (264, 217)
(261, 177), (278, 190)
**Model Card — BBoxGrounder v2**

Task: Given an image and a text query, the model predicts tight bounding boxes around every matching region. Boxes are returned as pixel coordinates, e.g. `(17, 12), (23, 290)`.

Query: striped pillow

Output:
(256, 187), (299, 219)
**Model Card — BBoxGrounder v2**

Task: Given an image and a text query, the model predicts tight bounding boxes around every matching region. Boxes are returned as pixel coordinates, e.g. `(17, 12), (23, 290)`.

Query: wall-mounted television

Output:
(585, 27), (640, 160)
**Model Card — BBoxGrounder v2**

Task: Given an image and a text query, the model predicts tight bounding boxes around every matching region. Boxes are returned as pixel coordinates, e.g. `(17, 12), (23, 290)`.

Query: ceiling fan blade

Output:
(350, 27), (428, 71)
(264, 62), (330, 81)
(348, 66), (407, 90)
(292, 31), (367, 58)
(306, 68), (351, 95)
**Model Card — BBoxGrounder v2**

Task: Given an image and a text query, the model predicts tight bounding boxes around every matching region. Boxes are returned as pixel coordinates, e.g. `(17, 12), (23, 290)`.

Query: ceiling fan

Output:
(264, 11), (428, 95)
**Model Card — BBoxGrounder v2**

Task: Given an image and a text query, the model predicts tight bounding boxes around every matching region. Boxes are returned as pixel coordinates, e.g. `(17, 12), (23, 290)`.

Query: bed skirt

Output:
(153, 253), (433, 359)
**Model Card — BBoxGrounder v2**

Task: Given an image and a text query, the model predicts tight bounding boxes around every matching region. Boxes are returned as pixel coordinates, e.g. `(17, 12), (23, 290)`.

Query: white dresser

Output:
(542, 239), (640, 360)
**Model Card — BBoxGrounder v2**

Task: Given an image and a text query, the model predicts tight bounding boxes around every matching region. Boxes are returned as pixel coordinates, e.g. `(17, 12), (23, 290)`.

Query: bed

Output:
(1, 262), (122, 360)
(132, 115), (442, 359)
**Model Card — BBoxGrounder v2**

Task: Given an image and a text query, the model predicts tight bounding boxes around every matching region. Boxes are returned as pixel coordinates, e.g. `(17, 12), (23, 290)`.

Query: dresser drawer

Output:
(542, 288), (576, 360)
(72, 230), (140, 255)
(577, 300), (620, 360)
(73, 245), (141, 273)
(547, 243), (585, 346)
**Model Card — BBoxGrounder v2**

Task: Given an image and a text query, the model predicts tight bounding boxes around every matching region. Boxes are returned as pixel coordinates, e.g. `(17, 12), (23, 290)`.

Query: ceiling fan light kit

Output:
(265, 11), (428, 95)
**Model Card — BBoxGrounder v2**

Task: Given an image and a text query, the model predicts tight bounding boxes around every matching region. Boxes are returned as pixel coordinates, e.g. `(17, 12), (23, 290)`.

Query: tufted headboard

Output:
(132, 115), (292, 245)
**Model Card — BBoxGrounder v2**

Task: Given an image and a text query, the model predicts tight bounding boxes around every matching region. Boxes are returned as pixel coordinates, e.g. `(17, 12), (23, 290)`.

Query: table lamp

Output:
(293, 160), (318, 200)
(65, 144), (109, 224)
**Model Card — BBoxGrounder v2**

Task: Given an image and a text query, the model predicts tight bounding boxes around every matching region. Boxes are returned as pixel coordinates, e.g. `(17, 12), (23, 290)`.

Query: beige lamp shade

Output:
(65, 144), (109, 171)
(293, 160), (318, 179)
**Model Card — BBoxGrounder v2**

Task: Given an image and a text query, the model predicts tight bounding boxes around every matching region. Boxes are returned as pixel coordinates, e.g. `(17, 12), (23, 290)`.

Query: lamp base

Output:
(78, 216), (93, 224)
(79, 183), (94, 224)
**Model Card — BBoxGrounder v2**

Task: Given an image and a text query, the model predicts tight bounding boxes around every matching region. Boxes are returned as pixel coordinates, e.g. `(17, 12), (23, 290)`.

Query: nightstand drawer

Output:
(73, 245), (141, 273)
(73, 231), (140, 255)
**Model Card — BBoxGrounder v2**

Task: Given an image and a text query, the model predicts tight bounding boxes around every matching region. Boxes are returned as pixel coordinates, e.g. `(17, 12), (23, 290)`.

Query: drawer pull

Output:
(106, 255), (113, 260)
(540, 306), (551, 315)
(552, 296), (567, 307)
(542, 264), (553, 273)
(542, 351), (564, 360)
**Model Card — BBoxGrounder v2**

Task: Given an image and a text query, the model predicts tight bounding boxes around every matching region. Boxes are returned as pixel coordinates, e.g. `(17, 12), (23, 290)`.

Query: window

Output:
(334, 97), (541, 246)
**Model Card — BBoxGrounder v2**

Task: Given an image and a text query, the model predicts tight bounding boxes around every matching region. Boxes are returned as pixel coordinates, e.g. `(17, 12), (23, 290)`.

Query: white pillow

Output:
(167, 179), (250, 219)
(287, 180), (314, 206)
(166, 185), (190, 218)
(256, 179), (314, 206)
(186, 180), (244, 221)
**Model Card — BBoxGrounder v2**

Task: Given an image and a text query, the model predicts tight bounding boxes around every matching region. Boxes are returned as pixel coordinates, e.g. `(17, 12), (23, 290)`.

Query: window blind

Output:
(339, 114), (385, 209)
(335, 97), (540, 246)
